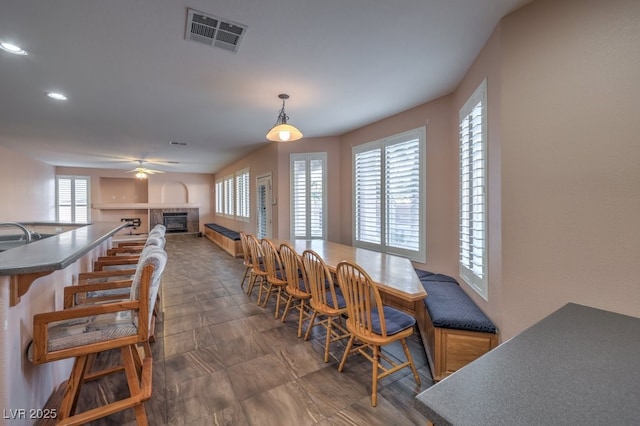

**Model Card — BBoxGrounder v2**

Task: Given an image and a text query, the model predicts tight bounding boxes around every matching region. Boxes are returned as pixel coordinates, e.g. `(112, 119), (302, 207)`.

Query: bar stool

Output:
(27, 246), (167, 425)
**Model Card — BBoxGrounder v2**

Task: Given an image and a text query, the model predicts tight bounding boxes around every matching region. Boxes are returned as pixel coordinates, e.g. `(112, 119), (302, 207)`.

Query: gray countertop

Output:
(416, 303), (640, 425)
(0, 222), (126, 276)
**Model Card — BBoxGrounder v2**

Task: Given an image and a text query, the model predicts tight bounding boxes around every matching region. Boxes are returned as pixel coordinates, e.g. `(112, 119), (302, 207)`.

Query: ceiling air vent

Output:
(185, 9), (247, 53)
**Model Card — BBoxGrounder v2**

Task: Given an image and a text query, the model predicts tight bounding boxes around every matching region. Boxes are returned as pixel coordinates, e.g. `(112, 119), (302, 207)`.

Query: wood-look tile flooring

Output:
(55, 235), (434, 425)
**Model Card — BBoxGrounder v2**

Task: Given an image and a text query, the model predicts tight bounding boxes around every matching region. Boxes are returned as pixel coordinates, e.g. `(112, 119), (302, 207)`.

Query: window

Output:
(215, 180), (223, 214)
(353, 128), (425, 262)
(56, 176), (90, 223)
(235, 168), (250, 221)
(459, 79), (488, 300)
(223, 175), (234, 217)
(291, 153), (326, 239)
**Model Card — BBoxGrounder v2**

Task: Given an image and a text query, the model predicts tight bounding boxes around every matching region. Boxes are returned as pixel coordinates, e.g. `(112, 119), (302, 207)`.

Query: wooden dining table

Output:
(273, 239), (426, 317)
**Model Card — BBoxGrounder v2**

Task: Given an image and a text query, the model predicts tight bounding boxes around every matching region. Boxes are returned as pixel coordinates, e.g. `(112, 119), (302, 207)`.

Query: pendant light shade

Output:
(266, 94), (303, 142)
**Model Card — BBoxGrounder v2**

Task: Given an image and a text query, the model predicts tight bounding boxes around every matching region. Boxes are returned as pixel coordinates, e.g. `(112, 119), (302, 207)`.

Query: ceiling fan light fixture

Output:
(135, 171), (147, 179)
(266, 94), (303, 142)
(0, 42), (28, 55)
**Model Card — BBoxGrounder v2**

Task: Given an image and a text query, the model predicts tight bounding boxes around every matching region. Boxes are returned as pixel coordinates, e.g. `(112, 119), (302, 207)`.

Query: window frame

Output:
(56, 175), (91, 223)
(290, 152), (327, 240)
(352, 127), (426, 262)
(459, 79), (488, 300)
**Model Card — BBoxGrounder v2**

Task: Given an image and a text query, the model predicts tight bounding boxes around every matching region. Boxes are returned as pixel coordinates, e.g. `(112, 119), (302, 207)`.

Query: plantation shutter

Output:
(459, 79), (488, 299)
(224, 175), (234, 216)
(290, 153), (326, 239)
(257, 182), (268, 239)
(235, 169), (250, 220)
(215, 180), (223, 214)
(385, 138), (420, 251)
(354, 148), (382, 245)
(57, 177), (73, 222)
(74, 177), (89, 223)
(56, 176), (89, 223)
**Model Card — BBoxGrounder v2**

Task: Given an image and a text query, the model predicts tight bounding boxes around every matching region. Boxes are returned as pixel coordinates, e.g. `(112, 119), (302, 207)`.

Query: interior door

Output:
(256, 174), (272, 239)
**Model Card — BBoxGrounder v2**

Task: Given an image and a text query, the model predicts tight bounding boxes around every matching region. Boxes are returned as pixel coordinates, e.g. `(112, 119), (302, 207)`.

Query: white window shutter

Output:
(459, 79), (488, 299)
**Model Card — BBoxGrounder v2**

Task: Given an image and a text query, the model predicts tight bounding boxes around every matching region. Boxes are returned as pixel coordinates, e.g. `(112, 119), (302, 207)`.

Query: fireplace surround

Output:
(163, 212), (188, 233)
(150, 207), (199, 234)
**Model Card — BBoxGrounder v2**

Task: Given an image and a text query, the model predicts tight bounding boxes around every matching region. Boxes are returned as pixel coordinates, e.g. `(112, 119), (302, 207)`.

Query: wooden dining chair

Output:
(28, 246), (167, 425)
(259, 238), (288, 318)
(335, 260), (421, 407)
(301, 249), (350, 363)
(245, 234), (268, 299)
(279, 243), (313, 337)
(238, 231), (252, 290)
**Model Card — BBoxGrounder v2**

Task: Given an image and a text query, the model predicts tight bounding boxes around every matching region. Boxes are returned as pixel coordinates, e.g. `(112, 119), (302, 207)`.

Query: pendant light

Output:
(266, 94), (303, 142)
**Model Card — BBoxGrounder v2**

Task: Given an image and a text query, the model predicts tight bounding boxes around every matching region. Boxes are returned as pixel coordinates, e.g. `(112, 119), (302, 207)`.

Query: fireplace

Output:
(163, 212), (188, 233)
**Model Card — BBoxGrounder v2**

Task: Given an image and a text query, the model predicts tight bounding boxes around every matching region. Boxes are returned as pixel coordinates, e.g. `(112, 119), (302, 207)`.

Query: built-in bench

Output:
(414, 269), (499, 381)
(203, 224), (243, 258)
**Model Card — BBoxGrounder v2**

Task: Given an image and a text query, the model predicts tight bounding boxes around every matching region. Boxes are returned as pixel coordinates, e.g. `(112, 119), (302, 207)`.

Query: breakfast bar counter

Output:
(0, 222), (126, 424)
(416, 303), (640, 425)
(0, 222), (127, 306)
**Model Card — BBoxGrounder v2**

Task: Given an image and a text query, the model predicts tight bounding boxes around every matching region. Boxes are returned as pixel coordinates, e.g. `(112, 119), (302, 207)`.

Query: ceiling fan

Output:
(127, 160), (165, 179)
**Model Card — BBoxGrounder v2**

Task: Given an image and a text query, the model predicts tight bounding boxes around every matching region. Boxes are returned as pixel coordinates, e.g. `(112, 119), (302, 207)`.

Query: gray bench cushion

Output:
(416, 269), (497, 334)
(205, 223), (241, 241)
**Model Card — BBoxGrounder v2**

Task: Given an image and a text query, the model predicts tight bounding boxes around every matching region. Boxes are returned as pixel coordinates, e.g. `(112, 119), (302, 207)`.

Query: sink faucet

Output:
(0, 222), (32, 244)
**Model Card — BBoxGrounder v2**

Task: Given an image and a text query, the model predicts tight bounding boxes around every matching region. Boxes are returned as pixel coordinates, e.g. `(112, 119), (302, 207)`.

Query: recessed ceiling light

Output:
(0, 42), (28, 55)
(47, 92), (68, 101)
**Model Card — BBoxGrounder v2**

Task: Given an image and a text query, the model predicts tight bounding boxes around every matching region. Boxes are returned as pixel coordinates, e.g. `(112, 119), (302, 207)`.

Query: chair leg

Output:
(372, 345), (380, 407)
(296, 300), (307, 338)
(324, 317), (333, 362)
(281, 295), (294, 323)
(121, 345), (149, 425)
(401, 338), (421, 386)
(246, 273), (257, 296)
(304, 311), (318, 341)
(273, 287), (283, 319)
(338, 335), (356, 372)
(59, 355), (90, 420)
(240, 266), (250, 290)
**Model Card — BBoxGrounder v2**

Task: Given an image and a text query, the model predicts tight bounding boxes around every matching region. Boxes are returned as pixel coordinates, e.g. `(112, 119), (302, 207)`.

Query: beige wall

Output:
(2, 0), (638, 345)
(496, 0), (640, 338)
(212, 137), (341, 240)
(452, 25), (505, 329)
(339, 96), (457, 275)
(56, 166), (216, 234)
(275, 137), (341, 241)
(213, 143), (279, 235)
(0, 146), (56, 221)
(334, 0), (640, 340)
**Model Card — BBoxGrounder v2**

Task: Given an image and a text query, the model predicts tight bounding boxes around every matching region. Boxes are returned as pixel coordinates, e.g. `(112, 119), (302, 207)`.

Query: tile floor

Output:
(63, 235), (434, 425)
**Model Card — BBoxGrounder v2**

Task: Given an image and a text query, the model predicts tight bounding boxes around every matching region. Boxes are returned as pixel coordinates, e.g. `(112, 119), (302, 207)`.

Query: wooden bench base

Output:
(204, 227), (242, 257)
(416, 303), (498, 381)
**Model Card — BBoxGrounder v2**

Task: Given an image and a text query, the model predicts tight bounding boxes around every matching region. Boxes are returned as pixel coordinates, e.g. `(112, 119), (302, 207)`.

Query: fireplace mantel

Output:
(93, 203), (200, 209)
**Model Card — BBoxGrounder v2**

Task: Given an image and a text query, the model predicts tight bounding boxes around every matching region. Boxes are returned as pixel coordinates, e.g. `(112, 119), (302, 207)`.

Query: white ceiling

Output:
(0, 0), (529, 174)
